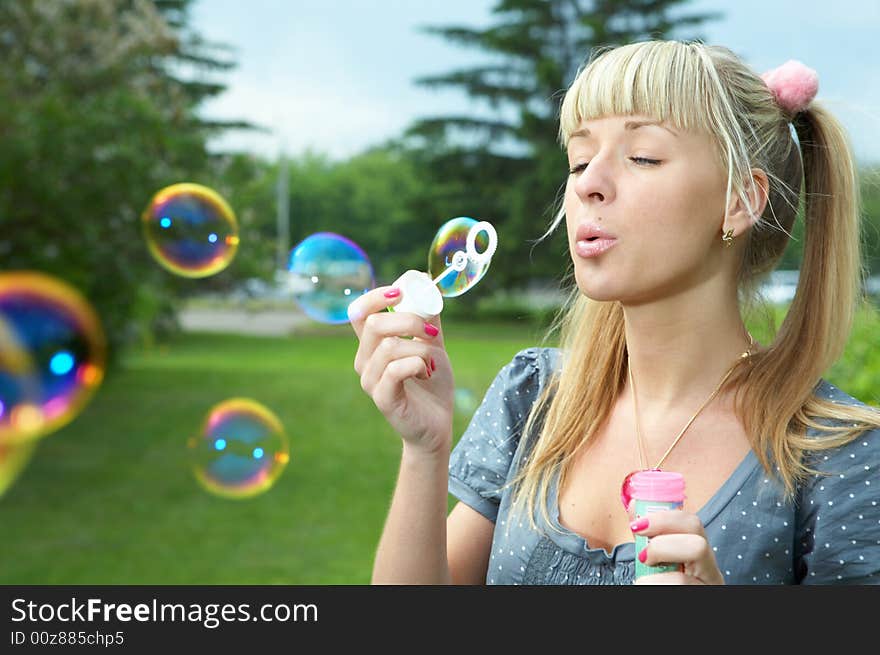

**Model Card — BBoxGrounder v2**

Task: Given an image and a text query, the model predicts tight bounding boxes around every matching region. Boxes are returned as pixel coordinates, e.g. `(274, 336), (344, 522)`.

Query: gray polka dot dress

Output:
(447, 347), (880, 585)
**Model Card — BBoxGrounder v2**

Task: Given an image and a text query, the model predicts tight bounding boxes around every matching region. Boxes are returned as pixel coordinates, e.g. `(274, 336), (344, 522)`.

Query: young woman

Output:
(347, 40), (880, 585)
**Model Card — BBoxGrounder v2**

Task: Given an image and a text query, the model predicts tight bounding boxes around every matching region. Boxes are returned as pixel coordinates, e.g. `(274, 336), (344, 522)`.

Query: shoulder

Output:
(498, 346), (561, 390)
(812, 378), (875, 410)
(809, 378), (880, 443)
(475, 347), (560, 418)
(801, 377), (880, 482)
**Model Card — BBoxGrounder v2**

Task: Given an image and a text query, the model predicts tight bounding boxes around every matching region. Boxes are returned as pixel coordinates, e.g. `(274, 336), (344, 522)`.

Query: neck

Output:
(621, 284), (754, 424)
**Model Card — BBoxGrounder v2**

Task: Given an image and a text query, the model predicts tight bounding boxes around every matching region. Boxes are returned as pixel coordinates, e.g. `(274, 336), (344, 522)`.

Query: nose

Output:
(572, 152), (614, 204)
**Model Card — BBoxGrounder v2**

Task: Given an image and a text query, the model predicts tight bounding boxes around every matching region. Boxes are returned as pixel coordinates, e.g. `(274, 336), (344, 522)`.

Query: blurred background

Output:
(0, 0), (878, 584)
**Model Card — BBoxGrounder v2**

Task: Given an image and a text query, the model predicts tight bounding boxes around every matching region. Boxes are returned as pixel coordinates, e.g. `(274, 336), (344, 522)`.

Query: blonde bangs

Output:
(559, 41), (721, 147)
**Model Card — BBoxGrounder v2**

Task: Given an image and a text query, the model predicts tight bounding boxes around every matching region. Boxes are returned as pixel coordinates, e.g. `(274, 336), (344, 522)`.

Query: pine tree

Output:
(406, 0), (721, 292)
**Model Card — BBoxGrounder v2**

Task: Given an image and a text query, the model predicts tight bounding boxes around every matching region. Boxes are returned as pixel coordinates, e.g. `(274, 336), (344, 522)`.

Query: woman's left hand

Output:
(631, 510), (725, 585)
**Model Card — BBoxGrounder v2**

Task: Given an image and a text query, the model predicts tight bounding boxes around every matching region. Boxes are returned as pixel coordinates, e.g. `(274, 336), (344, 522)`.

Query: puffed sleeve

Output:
(447, 348), (553, 522)
(794, 421), (880, 584)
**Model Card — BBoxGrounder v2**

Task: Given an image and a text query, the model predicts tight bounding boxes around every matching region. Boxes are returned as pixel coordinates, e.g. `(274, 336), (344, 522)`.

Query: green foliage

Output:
(825, 299), (880, 405)
(404, 0), (722, 292)
(210, 145), (429, 287)
(0, 0), (245, 360)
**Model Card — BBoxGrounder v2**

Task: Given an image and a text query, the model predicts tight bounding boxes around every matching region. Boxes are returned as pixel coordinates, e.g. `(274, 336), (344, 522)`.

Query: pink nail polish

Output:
(430, 357), (436, 371)
(424, 323), (439, 337)
(383, 288), (400, 299)
(638, 547), (648, 563)
(630, 518), (649, 532)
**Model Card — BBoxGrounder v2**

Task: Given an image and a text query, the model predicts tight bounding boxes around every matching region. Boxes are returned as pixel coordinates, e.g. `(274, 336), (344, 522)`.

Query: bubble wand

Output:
(390, 220), (498, 319)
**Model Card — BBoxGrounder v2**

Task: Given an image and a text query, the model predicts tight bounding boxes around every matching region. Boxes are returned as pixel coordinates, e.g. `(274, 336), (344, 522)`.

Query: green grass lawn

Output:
(0, 303), (877, 584)
(0, 319), (542, 584)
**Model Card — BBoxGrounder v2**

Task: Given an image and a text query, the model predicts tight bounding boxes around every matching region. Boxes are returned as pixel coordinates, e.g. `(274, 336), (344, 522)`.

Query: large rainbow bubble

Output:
(286, 232), (374, 324)
(0, 315), (41, 442)
(0, 272), (106, 445)
(428, 217), (494, 297)
(142, 182), (240, 278)
(188, 398), (289, 500)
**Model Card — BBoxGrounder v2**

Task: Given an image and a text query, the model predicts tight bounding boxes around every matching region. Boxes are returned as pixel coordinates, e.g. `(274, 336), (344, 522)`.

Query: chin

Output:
(573, 272), (622, 302)
(578, 288), (622, 303)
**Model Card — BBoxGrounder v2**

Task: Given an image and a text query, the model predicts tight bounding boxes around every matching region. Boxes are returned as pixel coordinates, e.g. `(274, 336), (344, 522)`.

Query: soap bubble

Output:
(0, 272), (106, 445)
(0, 440), (38, 498)
(142, 182), (240, 278)
(189, 398), (289, 499)
(0, 316), (41, 443)
(428, 217), (494, 297)
(286, 232), (374, 324)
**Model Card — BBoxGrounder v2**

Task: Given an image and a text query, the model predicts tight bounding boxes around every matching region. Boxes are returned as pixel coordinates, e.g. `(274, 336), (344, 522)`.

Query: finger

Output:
(422, 311), (444, 348)
(371, 355), (431, 415)
(630, 510), (706, 540)
(347, 286), (404, 339)
(355, 311), (443, 374)
(638, 534), (724, 585)
(639, 533), (709, 566)
(388, 309), (444, 348)
(359, 337), (436, 395)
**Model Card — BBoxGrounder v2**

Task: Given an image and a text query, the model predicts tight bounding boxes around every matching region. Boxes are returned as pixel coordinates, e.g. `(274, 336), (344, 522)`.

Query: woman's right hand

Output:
(348, 285), (454, 456)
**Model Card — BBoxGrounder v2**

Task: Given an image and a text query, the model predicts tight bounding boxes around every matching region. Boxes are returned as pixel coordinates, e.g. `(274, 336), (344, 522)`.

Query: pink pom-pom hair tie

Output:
(760, 60), (819, 117)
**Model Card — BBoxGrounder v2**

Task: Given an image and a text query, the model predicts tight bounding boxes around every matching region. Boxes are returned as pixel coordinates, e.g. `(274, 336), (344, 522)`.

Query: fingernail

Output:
(430, 357), (436, 371)
(425, 364), (432, 378)
(383, 288), (401, 299)
(638, 547), (648, 564)
(630, 518), (649, 532)
(424, 323), (439, 337)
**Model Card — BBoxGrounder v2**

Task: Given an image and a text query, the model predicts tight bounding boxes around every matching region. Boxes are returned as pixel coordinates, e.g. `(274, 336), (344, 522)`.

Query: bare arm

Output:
(348, 285), (494, 585)
(371, 445), (453, 584)
(447, 501), (495, 584)
(371, 446), (496, 585)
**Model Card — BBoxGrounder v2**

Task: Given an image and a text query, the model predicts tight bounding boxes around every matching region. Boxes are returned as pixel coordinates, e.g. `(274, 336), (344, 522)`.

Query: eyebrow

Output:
(569, 120), (678, 139)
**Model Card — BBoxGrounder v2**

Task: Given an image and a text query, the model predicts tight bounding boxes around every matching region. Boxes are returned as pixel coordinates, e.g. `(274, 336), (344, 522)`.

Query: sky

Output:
(191, 0), (880, 165)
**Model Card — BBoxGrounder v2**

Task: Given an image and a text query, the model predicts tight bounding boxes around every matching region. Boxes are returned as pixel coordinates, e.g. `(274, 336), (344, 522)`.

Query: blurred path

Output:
(178, 307), (311, 336)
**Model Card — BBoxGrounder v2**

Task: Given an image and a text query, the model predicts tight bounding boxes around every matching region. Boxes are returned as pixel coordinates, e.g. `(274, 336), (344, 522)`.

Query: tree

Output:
(0, 0), (248, 356)
(405, 0), (722, 294)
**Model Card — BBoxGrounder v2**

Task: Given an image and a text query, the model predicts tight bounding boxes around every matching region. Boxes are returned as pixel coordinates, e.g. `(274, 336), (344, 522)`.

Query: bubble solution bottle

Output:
(631, 470), (686, 580)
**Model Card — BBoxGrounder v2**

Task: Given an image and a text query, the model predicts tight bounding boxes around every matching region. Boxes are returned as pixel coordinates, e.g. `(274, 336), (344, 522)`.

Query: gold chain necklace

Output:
(620, 332), (755, 510)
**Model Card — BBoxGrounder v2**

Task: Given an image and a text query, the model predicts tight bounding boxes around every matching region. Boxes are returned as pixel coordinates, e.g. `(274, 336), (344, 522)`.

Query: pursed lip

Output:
(576, 223), (617, 243)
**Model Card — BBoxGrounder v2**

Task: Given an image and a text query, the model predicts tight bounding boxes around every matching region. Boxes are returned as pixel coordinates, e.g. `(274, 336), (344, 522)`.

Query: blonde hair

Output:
(506, 40), (880, 532)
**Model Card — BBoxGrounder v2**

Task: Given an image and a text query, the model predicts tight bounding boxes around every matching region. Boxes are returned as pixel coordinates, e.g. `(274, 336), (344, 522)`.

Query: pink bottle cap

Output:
(629, 470), (686, 503)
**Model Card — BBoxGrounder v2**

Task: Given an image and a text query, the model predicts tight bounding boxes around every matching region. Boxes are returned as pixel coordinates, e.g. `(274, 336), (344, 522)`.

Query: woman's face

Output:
(564, 114), (728, 304)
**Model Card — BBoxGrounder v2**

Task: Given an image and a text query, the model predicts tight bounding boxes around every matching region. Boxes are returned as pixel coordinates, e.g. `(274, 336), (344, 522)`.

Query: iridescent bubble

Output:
(286, 232), (375, 324)
(0, 440), (38, 498)
(142, 182), (240, 278)
(189, 398), (289, 500)
(428, 217), (495, 297)
(0, 315), (41, 443)
(0, 272), (106, 445)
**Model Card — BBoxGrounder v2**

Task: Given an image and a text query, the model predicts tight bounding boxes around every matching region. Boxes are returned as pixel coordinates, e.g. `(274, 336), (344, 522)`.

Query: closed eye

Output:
(568, 157), (661, 175)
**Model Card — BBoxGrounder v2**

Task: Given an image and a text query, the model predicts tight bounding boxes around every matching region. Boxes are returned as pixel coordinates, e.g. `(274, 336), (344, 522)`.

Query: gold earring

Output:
(722, 228), (735, 248)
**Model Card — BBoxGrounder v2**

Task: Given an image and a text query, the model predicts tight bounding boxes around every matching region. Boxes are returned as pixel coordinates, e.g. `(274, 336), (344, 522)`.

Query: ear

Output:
(722, 168), (769, 238)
